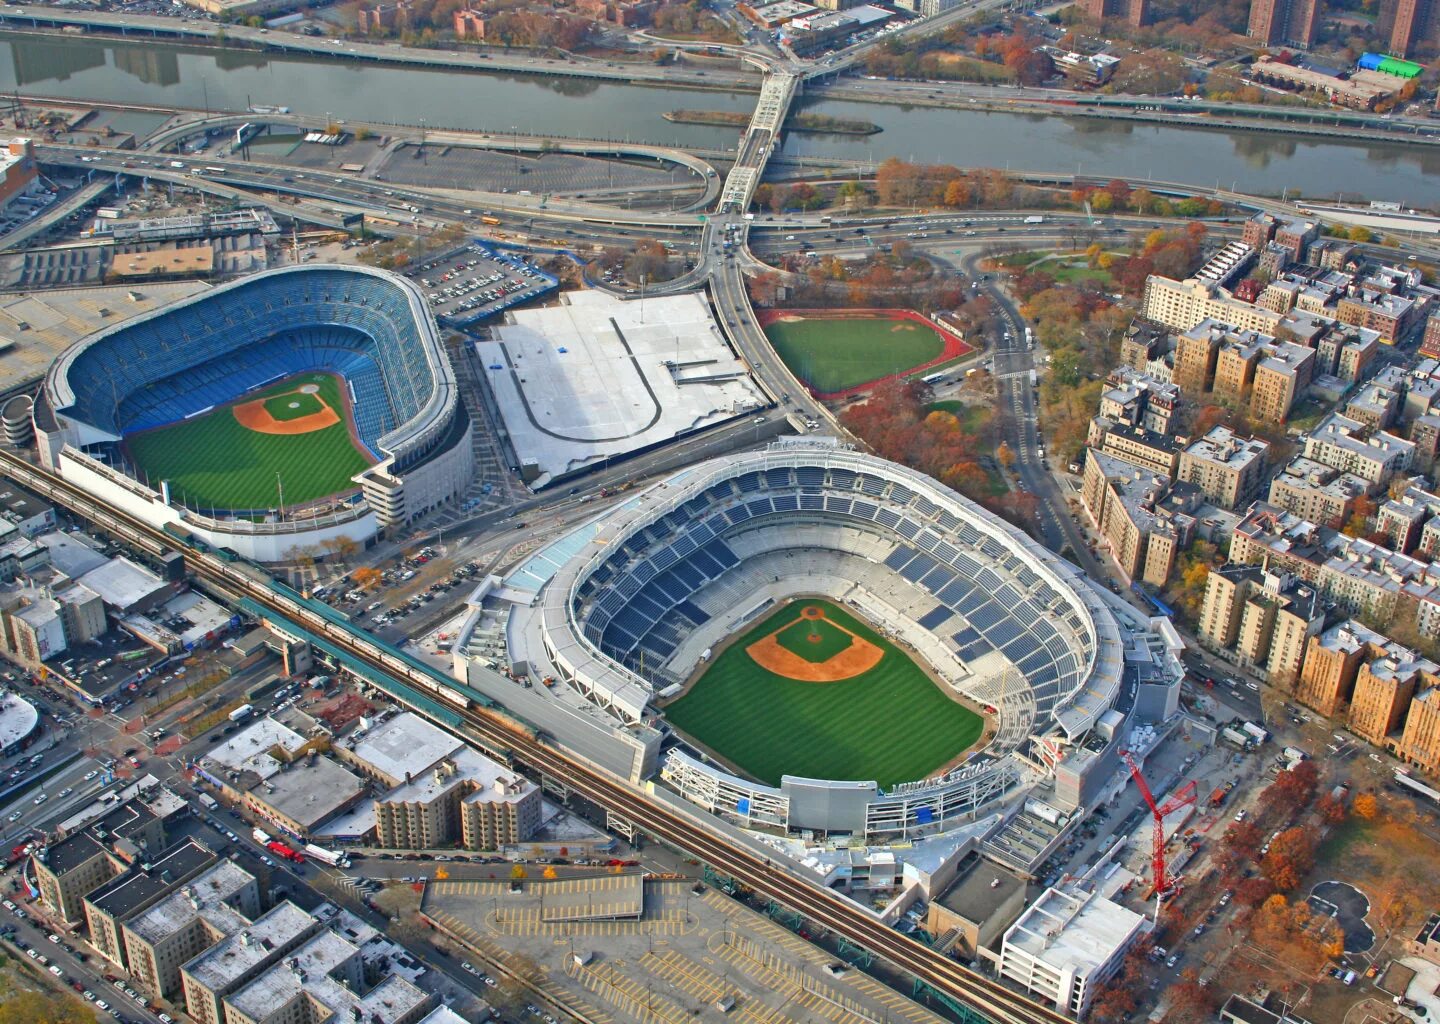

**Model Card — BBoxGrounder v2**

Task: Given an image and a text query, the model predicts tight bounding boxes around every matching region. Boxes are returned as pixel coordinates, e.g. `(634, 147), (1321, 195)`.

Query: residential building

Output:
(1198, 566), (1323, 681)
(1080, 450), (1198, 587)
(83, 838), (218, 972)
(1336, 291), (1418, 344)
(1118, 318), (1174, 380)
(1312, 323), (1378, 384)
(1346, 380), (1403, 430)
(33, 799), (167, 922)
(1390, 0), (1436, 58)
(1377, 482), (1440, 554)
(1209, 326), (1314, 422)
(180, 902), (322, 1024)
(1078, 0), (1150, 25)
(1397, 686), (1440, 772)
(1267, 457), (1368, 529)
(222, 922), (432, 1024)
(0, 139), (38, 216)
(1241, 212), (1319, 261)
(1097, 367), (1179, 435)
(452, 8), (485, 37)
(999, 886), (1149, 1018)
(1177, 427), (1270, 509)
(356, 1), (411, 32)
(122, 861), (261, 998)
(333, 712), (543, 851)
(1143, 275), (1285, 335)
(1412, 413), (1440, 471)
(1085, 419), (1183, 477)
(1422, 313), (1440, 359)
(1295, 620), (1387, 717)
(1303, 412), (1414, 486)
(1230, 503), (1434, 621)
(1349, 649), (1439, 748)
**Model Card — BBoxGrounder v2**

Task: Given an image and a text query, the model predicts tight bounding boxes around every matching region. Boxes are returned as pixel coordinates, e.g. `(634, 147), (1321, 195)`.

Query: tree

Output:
(1353, 792), (1379, 819)
(1261, 826), (1318, 892)
(1164, 970), (1216, 1024)
(1316, 792), (1348, 824)
(0, 990), (93, 1024)
(510, 863), (527, 880)
(352, 567), (383, 591)
(996, 441), (1016, 469)
(1261, 760), (1319, 814)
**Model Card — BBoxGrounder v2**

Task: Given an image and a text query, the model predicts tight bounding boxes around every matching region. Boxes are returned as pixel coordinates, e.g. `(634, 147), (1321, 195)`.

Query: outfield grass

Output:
(763, 315), (946, 394)
(665, 600), (983, 787)
(125, 372), (373, 511)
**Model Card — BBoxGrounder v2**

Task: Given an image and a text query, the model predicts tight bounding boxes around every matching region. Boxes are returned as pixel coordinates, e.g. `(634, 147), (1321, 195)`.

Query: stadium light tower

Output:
(1119, 750), (1195, 914)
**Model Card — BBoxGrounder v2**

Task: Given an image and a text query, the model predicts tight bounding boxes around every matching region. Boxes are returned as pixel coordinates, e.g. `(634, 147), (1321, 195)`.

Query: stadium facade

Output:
(33, 266), (472, 561)
(486, 439), (1182, 839)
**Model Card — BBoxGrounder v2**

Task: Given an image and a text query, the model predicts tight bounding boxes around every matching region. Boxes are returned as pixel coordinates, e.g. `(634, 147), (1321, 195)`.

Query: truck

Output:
(1207, 786), (1227, 808)
(266, 841), (306, 864)
(1282, 746), (1307, 764)
(1220, 726), (1251, 749)
(252, 828), (272, 845)
(1242, 721), (1270, 743)
(228, 704), (254, 723)
(303, 844), (351, 868)
(198, 793), (218, 811)
(1024, 215), (1045, 224)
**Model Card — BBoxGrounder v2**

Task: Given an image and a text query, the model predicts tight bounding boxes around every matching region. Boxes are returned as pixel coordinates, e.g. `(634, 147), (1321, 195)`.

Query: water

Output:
(1, 32), (1436, 204)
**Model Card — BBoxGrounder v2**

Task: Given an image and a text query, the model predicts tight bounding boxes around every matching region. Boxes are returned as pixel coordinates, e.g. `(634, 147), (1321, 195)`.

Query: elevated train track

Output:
(0, 446), (1073, 1024)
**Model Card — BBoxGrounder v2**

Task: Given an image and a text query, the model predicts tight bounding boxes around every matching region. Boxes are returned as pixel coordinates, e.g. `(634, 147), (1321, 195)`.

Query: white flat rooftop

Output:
(202, 717), (304, 781)
(478, 290), (762, 486)
(346, 711), (462, 784)
(1004, 885), (1146, 978)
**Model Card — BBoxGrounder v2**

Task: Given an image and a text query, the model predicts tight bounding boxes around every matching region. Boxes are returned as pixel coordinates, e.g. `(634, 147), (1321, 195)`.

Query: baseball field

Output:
(757, 309), (970, 398)
(663, 599), (984, 787)
(124, 372), (375, 512)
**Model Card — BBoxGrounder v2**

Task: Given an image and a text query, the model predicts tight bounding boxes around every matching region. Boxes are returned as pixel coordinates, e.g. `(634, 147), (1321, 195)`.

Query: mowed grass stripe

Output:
(762, 316), (945, 394)
(125, 372), (373, 511)
(665, 600), (982, 788)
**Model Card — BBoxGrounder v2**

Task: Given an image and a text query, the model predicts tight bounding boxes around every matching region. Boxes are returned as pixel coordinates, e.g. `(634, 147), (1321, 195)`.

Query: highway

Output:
(0, 447), (1073, 1024)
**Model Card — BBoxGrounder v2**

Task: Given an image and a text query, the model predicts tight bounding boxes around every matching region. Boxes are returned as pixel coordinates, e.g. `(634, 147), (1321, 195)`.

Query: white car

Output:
(58, 788), (72, 798)
(5, 811), (19, 822)
(83, 770), (98, 781)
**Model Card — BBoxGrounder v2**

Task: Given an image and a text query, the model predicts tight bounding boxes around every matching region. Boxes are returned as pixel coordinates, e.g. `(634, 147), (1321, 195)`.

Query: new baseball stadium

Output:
(31, 265), (473, 561)
(474, 438), (1182, 839)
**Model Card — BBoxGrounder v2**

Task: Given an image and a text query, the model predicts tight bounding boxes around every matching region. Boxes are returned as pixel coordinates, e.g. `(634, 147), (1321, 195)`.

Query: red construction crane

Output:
(1120, 751), (1197, 900)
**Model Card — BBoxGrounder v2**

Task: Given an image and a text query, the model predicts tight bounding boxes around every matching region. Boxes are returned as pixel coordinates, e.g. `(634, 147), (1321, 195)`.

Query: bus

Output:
(480, 216), (502, 226)
(921, 372), (946, 385)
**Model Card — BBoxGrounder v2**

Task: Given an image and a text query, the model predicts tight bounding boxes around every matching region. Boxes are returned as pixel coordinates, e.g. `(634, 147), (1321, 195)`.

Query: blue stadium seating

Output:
(59, 269), (438, 458)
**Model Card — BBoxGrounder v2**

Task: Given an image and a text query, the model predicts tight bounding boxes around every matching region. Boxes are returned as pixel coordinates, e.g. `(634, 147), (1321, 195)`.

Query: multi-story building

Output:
(1097, 367), (1179, 435)
(1336, 291), (1418, 345)
(181, 902), (322, 1024)
(1177, 427), (1270, 509)
(1390, 0), (1436, 58)
(999, 886), (1149, 1018)
(452, 8), (485, 38)
(337, 712), (542, 851)
(1267, 457), (1369, 529)
(1422, 314), (1440, 359)
(1349, 650), (1440, 748)
(222, 923), (432, 1024)
(1397, 686), (1440, 772)
(1240, 212), (1319, 261)
(83, 839), (218, 972)
(1172, 319), (1314, 421)
(1085, 419), (1183, 477)
(1295, 620), (1388, 717)
(1078, 0), (1149, 25)
(1377, 482), (1440, 554)
(122, 861), (260, 998)
(1412, 413), (1440, 471)
(1080, 450), (1197, 587)
(1346, 380), (1403, 430)
(33, 800), (167, 922)
(1230, 504), (1436, 622)
(1118, 318), (1174, 381)
(1198, 566), (1323, 681)
(1143, 276), (1285, 336)
(1303, 412), (1414, 486)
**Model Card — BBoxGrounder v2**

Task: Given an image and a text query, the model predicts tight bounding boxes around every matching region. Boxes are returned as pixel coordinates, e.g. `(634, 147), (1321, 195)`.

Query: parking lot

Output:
(420, 876), (949, 1024)
(400, 242), (556, 326)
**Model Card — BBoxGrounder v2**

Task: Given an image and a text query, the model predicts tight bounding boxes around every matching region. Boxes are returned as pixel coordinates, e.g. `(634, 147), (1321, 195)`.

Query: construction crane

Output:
(1120, 751), (1197, 906)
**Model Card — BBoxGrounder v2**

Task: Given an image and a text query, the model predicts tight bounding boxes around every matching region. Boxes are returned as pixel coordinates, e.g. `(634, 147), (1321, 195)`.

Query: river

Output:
(1, 32), (1436, 204)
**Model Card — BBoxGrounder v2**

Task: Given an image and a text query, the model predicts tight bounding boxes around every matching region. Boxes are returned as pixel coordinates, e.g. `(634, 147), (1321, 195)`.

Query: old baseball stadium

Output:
(30, 265), (472, 561)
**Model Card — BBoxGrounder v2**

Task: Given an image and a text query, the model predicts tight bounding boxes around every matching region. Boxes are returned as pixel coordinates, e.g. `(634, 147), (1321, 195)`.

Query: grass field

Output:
(125, 372), (374, 511)
(664, 600), (984, 787)
(762, 315), (947, 395)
